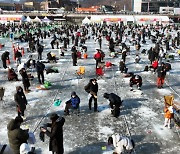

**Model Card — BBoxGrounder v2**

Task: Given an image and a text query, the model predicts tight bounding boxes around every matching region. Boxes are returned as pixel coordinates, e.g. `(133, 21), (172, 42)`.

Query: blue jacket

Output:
(69, 96), (80, 108)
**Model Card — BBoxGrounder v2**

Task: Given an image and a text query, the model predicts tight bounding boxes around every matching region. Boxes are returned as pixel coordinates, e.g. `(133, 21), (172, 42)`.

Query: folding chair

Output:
(76, 66), (85, 78)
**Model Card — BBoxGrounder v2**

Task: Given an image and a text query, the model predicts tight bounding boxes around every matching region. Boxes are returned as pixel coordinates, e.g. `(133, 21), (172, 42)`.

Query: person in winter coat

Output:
(148, 47), (156, 64)
(8, 67), (19, 81)
(19, 68), (30, 92)
(121, 49), (127, 63)
(41, 114), (65, 154)
(14, 86), (28, 119)
(84, 79), (98, 112)
(71, 46), (77, 66)
(36, 61), (45, 84)
(157, 62), (166, 88)
(97, 36), (102, 49)
(119, 60), (127, 73)
(108, 134), (134, 154)
(1, 51), (10, 69)
(103, 93), (122, 118)
(47, 52), (57, 63)
(37, 44), (44, 60)
(164, 105), (174, 129)
(130, 75), (142, 90)
(94, 49), (102, 68)
(15, 50), (22, 66)
(64, 91), (80, 115)
(7, 116), (29, 154)
(50, 39), (56, 49)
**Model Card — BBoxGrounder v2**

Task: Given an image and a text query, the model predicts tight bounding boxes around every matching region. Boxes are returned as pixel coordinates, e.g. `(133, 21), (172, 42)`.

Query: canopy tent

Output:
(23, 16), (32, 22)
(90, 15), (134, 25)
(82, 17), (91, 24)
(32, 16), (41, 22)
(41, 16), (51, 23)
(0, 15), (24, 23)
(90, 15), (102, 23)
(134, 15), (169, 25)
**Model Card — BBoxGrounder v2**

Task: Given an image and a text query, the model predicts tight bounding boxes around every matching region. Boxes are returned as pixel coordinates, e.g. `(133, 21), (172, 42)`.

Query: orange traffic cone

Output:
(21, 47), (25, 56)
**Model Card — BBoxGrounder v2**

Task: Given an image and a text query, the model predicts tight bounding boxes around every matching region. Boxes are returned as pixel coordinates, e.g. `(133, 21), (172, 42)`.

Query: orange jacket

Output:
(164, 107), (174, 119)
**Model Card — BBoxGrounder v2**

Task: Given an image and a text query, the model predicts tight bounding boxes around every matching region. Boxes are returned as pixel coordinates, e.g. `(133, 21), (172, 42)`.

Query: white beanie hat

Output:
(20, 143), (31, 154)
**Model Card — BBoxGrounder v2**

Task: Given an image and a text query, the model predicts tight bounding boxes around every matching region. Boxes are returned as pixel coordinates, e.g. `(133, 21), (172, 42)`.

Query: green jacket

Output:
(7, 119), (29, 154)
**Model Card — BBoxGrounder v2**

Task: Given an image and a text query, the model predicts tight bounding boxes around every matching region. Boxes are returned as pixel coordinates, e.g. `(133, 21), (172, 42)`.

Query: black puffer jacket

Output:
(46, 117), (65, 153)
(1, 51), (9, 61)
(14, 86), (27, 112)
(104, 93), (122, 108)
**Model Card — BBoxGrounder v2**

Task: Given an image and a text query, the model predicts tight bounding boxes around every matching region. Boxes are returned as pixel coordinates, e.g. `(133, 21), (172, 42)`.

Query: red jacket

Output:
(94, 52), (101, 59)
(152, 60), (158, 69)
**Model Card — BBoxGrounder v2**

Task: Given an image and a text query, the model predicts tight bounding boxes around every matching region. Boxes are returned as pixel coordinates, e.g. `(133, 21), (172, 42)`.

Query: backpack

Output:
(84, 83), (90, 93)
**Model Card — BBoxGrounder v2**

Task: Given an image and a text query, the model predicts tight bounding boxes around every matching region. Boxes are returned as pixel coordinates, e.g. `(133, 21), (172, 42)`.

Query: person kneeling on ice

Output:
(108, 134), (135, 154)
(64, 91), (80, 115)
(103, 93), (122, 118)
(130, 75), (142, 90)
(8, 67), (19, 81)
(164, 105), (174, 129)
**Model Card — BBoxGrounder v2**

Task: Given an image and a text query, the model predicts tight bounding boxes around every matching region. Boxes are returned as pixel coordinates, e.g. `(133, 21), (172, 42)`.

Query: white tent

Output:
(42, 16), (51, 23)
(82, 17), (91, 24)
(23, 16), (32, 22)
(32, 16), (41, 22)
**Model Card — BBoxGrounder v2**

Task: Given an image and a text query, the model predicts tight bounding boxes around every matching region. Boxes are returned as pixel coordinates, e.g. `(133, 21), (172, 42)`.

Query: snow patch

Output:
(137, 106), (157, 118)
(122, 77), (130, 84)
(71, 79), (79, 86)
(97, 79), (106, 84)
(157, 88), (172, 95)
(153, 124), (174, 140)
(99, 126), (114, 137)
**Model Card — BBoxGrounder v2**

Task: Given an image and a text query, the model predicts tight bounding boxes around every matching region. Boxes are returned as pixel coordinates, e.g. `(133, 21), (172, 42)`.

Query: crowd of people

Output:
(0, 21), (179, 154)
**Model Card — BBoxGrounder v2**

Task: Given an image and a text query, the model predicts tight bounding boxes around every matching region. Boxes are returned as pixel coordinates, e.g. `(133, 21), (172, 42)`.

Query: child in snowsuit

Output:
(164, 105), (174, 129)
(64, 91), (80, 115)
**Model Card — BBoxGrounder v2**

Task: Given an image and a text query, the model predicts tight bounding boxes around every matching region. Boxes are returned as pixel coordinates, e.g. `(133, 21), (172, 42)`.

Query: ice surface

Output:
(0, 25), (180, 154)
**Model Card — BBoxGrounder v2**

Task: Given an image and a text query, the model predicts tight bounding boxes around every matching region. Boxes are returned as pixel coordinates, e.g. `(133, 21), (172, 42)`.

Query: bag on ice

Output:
(54, 99), (62, 106)
(44, 81), (52, 86)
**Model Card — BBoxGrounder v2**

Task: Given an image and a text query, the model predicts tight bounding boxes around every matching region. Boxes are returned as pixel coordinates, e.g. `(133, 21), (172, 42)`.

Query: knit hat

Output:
(50, 113), (59, 121)
(71, 91), (76, 96)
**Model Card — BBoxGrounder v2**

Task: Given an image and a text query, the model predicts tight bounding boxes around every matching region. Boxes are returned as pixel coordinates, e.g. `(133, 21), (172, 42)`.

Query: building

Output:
(40, 0), (78, 11)
(133, 0), (179, 13)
